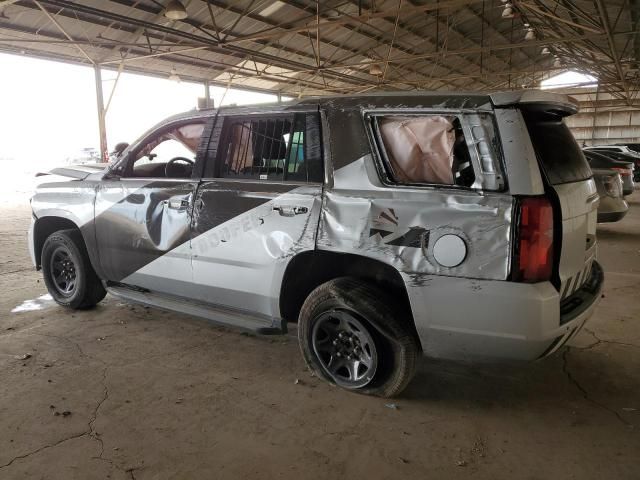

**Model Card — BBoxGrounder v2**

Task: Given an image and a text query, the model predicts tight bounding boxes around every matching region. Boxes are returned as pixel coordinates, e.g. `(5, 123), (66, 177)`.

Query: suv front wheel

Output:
(298, 277), (419, 397)
(41, 229), (106, 309)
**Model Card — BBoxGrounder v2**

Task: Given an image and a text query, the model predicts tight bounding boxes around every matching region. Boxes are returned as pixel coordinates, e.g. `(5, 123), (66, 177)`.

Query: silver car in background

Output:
(584, 149), (635, 196)
(592, 168), (628, 223)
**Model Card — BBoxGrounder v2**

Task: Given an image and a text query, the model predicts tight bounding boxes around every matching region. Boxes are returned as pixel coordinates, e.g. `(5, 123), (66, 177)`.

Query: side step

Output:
(106, 284), (286, 335)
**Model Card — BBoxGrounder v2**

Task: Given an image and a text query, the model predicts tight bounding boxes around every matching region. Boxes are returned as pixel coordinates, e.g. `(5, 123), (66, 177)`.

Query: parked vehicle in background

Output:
(585, 145), (640, 181)
(28, 90), (604, 397)
(593, 149), (640, 182)
(583, 150), (635, 195)
(65, 147), (100, 165)
(614, 143), (640, 154)
(585, 144), (640, 158)
(591, 168), (628, 223)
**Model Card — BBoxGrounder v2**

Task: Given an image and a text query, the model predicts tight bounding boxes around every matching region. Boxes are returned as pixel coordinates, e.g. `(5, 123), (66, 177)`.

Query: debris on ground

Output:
(294, 378), (300, 385)
(398, 457), (410, 464)
(456, 460), (467, 467)
(15, 353), (31, 360)
(472, 436), (486, 458)
(384, 403), (398, 410)
(622, 407), (637, 412)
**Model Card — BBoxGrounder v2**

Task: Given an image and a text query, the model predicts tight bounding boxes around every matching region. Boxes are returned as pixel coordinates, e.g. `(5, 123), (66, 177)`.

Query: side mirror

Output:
(102, 169), (121, 181)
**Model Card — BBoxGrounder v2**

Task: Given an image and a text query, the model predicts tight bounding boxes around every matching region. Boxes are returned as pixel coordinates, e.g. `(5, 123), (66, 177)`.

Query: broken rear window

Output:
(371, 115), (476, 188)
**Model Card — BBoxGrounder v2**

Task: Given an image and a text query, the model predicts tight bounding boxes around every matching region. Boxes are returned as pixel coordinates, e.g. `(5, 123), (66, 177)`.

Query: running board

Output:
(106, 285), (286, 335)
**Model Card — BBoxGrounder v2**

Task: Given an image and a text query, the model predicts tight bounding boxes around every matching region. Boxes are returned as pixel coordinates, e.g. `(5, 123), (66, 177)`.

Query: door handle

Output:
(165, 199), (190, 211)
(273, 205), (308, 217)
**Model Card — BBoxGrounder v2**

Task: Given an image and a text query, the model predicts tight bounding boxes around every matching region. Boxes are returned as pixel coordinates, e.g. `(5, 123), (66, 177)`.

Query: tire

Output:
(41, 229), (106, 309)
(298, 277), (419, 397)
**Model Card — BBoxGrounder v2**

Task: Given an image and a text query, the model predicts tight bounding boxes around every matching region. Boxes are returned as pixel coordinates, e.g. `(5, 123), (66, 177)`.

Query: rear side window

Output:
(214, 113), (322, 183)
(524, 112), (592, 185)
(371, 115), (476, 187)
(368, 112), (505, 190)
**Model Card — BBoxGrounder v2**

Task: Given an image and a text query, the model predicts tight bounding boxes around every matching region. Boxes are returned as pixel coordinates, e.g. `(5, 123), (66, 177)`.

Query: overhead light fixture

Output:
(369, 63), (383, 76)
(502, 3), (514, 19)
(164, 0), (188, 20)
(259, 0), (286, 17)
(168, 68), (181, 82)
(541, 47), (551, 55)
(524, 27), (535, 41)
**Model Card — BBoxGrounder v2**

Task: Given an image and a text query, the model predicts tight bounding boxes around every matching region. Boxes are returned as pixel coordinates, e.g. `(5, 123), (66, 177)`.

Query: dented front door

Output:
(94, 178), (197, 295)
(189, 180), (322, 319)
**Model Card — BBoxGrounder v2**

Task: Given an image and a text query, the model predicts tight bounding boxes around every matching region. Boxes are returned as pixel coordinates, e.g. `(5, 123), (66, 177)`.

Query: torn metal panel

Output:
(493, 108), (545, 195)
(318, 156), (513, 282)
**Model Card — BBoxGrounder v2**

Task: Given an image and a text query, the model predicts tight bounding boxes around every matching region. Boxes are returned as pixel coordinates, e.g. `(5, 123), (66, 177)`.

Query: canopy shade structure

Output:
(0, 0), (637, 103)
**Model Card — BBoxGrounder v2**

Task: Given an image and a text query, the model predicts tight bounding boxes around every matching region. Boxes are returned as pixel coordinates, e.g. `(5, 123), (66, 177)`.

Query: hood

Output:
(36, 163), (109, 180)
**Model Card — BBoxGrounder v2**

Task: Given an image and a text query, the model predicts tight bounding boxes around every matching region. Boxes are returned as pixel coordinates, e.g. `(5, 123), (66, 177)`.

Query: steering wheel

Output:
(165, 157), (194, 177)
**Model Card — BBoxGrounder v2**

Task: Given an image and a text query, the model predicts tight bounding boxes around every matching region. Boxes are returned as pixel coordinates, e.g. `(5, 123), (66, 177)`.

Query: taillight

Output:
(513, 196), (554, 283)
(612, 167), (632, 177)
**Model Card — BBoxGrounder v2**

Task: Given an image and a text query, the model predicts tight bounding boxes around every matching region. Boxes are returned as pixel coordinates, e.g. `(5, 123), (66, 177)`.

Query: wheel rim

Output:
(311, 309), (378, 389)
(49, 247), (77, 297)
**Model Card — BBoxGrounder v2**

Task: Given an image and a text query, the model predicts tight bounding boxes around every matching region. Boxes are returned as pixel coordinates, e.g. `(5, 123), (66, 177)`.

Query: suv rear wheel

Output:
(41, 229), (106, 309)
(298, 277), (419, 397)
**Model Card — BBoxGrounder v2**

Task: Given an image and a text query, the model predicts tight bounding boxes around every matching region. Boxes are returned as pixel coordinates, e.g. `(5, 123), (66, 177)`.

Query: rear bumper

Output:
(597, 210), (627, 223)
(409, 262), (604, 362)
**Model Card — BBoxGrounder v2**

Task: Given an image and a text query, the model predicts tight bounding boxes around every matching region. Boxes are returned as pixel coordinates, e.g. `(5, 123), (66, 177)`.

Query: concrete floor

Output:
(1, 194), (639, 480)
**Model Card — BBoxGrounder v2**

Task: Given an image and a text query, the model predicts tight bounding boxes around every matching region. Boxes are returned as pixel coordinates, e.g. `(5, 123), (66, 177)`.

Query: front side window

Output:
(372, 115), (476, 187)
(126, 121), (205, 178)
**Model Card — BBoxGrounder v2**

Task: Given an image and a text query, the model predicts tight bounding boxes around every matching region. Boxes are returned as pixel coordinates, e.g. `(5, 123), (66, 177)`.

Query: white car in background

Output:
(64, 147), (100, 165)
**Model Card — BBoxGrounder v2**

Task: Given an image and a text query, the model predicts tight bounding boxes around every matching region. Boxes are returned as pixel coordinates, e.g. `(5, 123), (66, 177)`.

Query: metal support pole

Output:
(204, 80), (212, 108)
(94, 64), (109, 162)
(277, 92), (282, 104)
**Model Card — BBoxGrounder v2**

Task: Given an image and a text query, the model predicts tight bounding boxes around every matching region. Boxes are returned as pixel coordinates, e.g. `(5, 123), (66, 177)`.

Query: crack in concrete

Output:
(582, 328), (640, 350)
(34, 332), (92, 359)
(0, 350), (134, 477)
(89, 366), (109, 457)
(562, 348), (632, 428)
(0, 360), (142, 477)
(0, 431), (89, 470)
(571, 328), (640, 351)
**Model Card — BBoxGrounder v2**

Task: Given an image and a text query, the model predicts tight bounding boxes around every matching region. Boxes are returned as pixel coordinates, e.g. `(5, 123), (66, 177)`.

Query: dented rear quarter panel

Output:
(317, 104), (515, 350)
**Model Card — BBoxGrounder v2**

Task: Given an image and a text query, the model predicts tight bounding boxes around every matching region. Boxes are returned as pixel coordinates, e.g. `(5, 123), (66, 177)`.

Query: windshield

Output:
(523, 111), (592, 185)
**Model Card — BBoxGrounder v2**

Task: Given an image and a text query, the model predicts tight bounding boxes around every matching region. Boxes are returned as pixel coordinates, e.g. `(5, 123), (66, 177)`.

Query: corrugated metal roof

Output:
(0, 0), (637, 103)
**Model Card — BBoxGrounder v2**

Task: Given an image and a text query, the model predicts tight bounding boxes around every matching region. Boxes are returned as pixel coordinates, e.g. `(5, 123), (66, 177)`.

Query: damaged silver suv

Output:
(29, 90), (603, 397)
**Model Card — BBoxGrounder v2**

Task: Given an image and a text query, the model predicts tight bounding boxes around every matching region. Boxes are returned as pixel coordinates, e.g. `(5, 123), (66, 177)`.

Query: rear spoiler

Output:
(490, 90), (579, 116)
